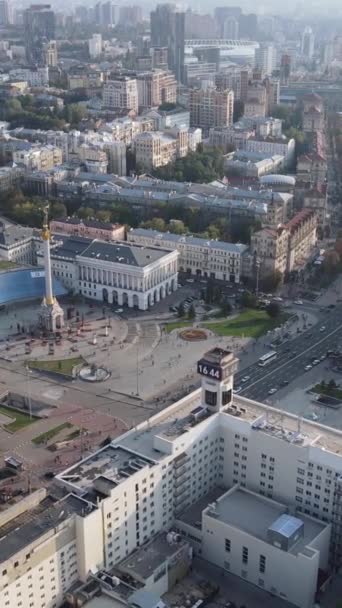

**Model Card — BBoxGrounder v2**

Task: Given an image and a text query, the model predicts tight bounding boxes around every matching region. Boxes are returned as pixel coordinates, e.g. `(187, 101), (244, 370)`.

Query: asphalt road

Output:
(235, 305), (342, 402)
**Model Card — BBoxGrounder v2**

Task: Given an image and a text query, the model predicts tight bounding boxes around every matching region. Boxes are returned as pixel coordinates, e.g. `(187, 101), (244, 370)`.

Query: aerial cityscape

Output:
(0, 2), (342, 608)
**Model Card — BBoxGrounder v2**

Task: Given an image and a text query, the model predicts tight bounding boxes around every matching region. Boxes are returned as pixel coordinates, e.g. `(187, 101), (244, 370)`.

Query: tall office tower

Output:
(214, 6), (241, 37)
(150, 3), (185, 84)
(255, 44), (276, 76)
(95, 1), (116, 26)
(239, 13), (257, 40)
(119, 5), (142, 26)
(223, 16), (239, 40)
(189, 87), (234, 133)
(89, 33), (102, 58)
(24, 4), (55, 66)
(0, 0), (11, 25)
(302, 26), (315, 59)
(280, 53), (291, 85)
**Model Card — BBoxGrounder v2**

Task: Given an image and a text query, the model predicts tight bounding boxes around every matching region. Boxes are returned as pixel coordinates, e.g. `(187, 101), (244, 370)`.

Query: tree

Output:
(220, 301), (232, 317)
(169, 220), (186, 234)
(188, 304), (196, 319)
(266, 301), (281, 318)
(178, 302), (185, 318)
(240, 292), (257, 309)
(328, 379), (337, 393)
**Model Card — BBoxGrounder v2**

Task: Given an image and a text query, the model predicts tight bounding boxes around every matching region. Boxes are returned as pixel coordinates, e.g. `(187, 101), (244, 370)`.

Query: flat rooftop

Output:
(118, 532), (188, 580)
(58, 445), (154, 492)
(178, 487), (226, 530)
(0, 494), (94, 563)
(206, 487), (326, 556)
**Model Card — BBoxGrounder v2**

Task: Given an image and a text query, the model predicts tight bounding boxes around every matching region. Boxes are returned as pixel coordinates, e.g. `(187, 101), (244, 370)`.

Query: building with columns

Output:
(37, 236), (178, 310)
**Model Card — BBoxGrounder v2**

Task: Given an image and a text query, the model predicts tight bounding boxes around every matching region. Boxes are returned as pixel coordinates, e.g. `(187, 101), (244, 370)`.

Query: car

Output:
(281, 380), (289, 386)
(320, 354), (326, 361)
(114, 308), (123, 313)
(241, 376), (250, 383)
(304, 364), (312, 371)
(320, 326), (326, 332)
(294, 299), (303, 305)
(186, 278), (195, 283)
(234, 386), (242, 393)
(273, 296), (283, 302)
(268, 388), (277, 395)
(312, 359), (320, 366)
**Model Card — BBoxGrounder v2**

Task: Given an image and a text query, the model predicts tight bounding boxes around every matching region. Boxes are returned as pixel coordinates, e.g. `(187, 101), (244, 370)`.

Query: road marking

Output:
(241, 322), (342, 395)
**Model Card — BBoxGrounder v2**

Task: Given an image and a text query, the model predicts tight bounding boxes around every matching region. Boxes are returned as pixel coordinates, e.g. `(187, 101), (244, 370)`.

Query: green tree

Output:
(220, 301), (232, 317)
(188, 304), (196, 319)
(169, 220), (186, 234)
(96, 210), (111, 223)
(240, 292), (258, 309)
(178, 302), (185, 318)
(266, 301), (281, 318)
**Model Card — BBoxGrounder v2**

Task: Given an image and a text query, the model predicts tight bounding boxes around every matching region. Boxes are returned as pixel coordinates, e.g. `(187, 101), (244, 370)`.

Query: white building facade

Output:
(0, 349), (341, 608)
(37, 236), (178, 309)
(128, 228), (248, 283)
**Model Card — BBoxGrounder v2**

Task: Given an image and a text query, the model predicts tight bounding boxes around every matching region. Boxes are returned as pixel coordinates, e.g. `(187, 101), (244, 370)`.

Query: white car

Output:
(312, 359), (320, 366)
(114, 308), (123, 313)
(304, 364), (312, 371)
(268, 388), (277, 395)
(320, 326), (326, 332)
(241, 376), (250, 383)
(273, 296), (283, 302)
(294, 299), (303, 305)
(234, 386), (242, 393)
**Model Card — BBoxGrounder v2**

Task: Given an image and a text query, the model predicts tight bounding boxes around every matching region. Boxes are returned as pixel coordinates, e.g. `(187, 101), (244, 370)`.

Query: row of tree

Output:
(151, 146), (225, 183)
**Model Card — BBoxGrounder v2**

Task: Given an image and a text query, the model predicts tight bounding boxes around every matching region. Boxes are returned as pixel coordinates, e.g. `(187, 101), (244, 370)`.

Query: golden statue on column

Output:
(39, 205), (64, 332)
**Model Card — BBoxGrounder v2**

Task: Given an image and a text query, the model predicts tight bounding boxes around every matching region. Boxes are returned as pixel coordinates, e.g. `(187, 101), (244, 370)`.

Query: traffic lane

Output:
(235, 311), (342, 386)
(242, 347), (340, 401)
(239, 327), (342, 398)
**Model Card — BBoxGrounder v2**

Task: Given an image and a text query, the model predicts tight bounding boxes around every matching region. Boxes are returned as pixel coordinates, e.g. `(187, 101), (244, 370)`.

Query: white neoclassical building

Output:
(37, 236), (178, 310)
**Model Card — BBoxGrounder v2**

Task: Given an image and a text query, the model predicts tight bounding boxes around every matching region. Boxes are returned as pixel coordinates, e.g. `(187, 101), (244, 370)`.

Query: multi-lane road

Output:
(235, 305), (342, 402)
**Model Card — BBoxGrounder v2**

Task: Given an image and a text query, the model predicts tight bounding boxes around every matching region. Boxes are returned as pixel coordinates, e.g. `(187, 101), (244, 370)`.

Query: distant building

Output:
(302, 26), (315, 59)
(128, 228), (249, 283)
(89, 34), (102, 59)
(51, 218), (125, 241)
(0, 0), (11, 25)
(151, 4), (185, 83)
(134, 127), (196, 171)
(189, 88), (234, 133)
(0, 222), (38, 265)
(24, 4), (55, 66)
(136, 70), (177, 109)
(302, 93), (324, 133)
(118, 5), (142, 26)
(103, 76), (138, 113)
(254, 44), (276, 76)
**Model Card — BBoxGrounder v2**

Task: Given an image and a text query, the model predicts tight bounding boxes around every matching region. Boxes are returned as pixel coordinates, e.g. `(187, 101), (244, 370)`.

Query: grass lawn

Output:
(203, 309), (290, 338)
(0, 405), (37, 432)
(164, 320), (194, 333)
(311, 383), (342, 400)
(32, 422), (73, 446)
(28, 356), (85, 377)
(0, 260), (17, 270)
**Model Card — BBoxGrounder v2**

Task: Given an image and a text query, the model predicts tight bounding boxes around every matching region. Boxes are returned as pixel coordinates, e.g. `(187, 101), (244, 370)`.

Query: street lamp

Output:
(25, 365), (32, 420)
(255, 258), (261, 298)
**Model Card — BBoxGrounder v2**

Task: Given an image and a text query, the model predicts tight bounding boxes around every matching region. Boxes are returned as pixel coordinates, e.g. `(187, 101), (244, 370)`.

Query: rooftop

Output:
(129, 229), (248, 255)
(58, 445), (154, 492)
(205, 487), (326, 555)
(118, 532), (188, 580)
(0, 494), (94, 563)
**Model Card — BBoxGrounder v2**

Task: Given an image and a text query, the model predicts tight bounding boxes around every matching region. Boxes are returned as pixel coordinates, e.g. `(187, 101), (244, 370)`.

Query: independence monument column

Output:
(39, 205), (64, 333)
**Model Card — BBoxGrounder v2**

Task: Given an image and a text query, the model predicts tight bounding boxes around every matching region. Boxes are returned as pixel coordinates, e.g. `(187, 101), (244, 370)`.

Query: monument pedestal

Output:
(39, 297), (64, 333)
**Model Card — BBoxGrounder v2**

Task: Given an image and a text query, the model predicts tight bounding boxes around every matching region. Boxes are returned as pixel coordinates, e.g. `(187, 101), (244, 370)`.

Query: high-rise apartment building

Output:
(103, 76), (139, 113)
(151, 46), (169, 71)
(255, 44), (276, 76)
(119, 5), (142, 26)
(136, 70), (177, 108)
(189, 87), (234, 132)
(151, 3), (185, 84)
(214, 6), (241, 37)
(95, 1), (116, 26)
(223, 15), (239, 39)
(0, 0), (11, 25)
(24, 4), (55, 66)
(89, 34), (102, 59)
(302, 26), (315, 59)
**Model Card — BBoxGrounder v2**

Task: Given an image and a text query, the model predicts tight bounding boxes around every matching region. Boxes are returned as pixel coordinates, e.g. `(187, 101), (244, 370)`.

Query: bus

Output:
(258, 351), (277, 367)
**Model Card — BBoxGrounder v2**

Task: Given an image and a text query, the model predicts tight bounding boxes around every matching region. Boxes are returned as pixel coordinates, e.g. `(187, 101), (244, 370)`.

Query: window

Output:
(242, 546), (248, 564)
(225, 538), (231, 552)
(205, 390), (217, 407)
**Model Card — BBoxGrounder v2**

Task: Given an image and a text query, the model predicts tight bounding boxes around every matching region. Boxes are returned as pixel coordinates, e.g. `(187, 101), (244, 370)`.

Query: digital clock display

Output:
(197, 361), (222, 380)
